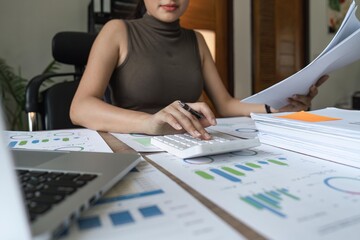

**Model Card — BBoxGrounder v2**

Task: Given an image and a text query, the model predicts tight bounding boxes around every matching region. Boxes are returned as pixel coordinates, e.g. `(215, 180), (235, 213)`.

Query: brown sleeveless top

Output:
(109, 14), (204, 114)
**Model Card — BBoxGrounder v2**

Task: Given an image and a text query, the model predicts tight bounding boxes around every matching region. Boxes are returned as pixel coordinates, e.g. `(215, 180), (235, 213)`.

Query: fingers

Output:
(305, 85), (318, 100)
(162, 112), (183, 131)
(158, 101), (215, 140)
(177, 111), (211, 139)
(315, 75), (329, 87)
(295, 75), (329, 108)
(177, 102), (214, 140)
(285, 91), (314, 112)
(309, 75), (329, 97)
(287, 96), (309, 111)
(280, 75), (329, 113)
(187, 102), (217, 126)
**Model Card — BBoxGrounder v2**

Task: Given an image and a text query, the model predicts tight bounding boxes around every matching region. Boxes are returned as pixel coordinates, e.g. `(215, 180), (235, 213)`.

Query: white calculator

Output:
(151, 131), (260, 158)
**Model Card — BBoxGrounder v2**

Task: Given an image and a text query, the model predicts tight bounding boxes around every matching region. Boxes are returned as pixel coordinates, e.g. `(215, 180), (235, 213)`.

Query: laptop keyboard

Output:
(17, 169), (97, 222)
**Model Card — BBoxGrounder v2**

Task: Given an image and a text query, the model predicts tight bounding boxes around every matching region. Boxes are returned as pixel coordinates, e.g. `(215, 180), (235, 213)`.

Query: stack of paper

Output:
(251, 108), (360, 168)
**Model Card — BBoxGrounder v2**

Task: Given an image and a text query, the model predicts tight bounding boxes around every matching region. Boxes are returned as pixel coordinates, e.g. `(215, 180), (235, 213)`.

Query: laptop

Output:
(0, 108), (141, 240)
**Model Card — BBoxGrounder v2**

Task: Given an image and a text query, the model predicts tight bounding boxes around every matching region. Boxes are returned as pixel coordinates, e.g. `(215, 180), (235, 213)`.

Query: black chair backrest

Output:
(52, 32), (97, 73)
(42, 81), (80, 130)
(25, 32), (97, 131)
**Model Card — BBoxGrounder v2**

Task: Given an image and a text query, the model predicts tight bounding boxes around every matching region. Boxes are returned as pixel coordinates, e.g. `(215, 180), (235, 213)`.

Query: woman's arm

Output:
(195, 31), (267, 117)
(70, 20), (153, 133)
(195, 31), (328, 116)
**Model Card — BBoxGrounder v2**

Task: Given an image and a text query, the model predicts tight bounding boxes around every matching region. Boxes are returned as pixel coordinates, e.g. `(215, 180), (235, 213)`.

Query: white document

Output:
(208, 117), (258, 139)
(148, 145), (360, 240)
(4, 129), (113, 152)
(61, 160), (243, 240)
(242, 1), (360, 109)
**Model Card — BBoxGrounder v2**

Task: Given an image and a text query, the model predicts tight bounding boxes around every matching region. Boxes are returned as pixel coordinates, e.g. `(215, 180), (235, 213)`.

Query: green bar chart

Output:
(194, 157), (288, 182)
(240, 188), (300, 218)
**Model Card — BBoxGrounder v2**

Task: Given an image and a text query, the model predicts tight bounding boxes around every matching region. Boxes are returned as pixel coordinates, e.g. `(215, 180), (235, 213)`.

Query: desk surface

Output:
(99, 131), (265, 240)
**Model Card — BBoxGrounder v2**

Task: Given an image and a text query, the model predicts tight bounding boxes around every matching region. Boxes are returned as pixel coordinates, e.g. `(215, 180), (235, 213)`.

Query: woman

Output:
(70, 0), (328, 140)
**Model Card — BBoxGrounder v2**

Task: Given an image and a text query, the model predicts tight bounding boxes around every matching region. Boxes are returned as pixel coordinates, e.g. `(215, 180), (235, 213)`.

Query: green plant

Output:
(0, 58), (61, 130)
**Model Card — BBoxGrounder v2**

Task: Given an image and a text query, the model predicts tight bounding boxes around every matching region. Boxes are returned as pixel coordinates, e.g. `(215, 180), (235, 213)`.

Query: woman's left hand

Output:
(279, 75), (329, 112)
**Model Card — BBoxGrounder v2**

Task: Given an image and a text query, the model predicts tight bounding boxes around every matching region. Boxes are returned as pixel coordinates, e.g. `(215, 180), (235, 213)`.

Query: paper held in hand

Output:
(242, 0), (360, 109)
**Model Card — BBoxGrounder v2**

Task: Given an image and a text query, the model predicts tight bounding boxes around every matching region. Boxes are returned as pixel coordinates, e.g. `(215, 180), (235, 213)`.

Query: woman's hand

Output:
(279, 75), (329, 112)
(145, 101), (217, 140)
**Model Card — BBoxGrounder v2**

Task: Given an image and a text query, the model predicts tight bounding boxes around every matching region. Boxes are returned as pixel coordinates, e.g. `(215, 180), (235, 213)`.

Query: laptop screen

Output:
(0, 107), (32, 239)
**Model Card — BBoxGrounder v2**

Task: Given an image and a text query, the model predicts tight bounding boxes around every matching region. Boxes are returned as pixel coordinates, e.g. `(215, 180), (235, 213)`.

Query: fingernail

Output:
(175, 124), (182, 130)
(193, 130), (201, 137)
(204, 132), (211, 139)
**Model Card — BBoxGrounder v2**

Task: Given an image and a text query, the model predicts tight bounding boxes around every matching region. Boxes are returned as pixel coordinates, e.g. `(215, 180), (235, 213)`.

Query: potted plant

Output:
(0, 58), (60, 130)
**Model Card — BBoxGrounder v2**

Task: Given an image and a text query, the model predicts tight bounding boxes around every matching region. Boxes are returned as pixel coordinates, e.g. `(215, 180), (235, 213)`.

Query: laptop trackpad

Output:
(12, 149), (67, 168)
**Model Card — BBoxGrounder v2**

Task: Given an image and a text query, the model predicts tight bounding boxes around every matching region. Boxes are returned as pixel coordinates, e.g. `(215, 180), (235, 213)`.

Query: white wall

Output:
(233, 0), (252, 100)
(0, 0), (90, 80)
(233, 0), (360, 110)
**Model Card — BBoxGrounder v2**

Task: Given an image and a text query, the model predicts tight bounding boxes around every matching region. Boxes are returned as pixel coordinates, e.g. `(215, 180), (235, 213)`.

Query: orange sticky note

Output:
(277, 111), (342, 122)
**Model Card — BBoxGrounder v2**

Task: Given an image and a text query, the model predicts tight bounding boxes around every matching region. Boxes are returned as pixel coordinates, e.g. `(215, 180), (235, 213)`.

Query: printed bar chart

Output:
(109, 211), (135, 226)
(241, 188), (300, 218)
(235, 164), (254, 171)
(267, 159), (288, 166)
(4, 129), (113, 153)
(194, 157), (288, 182)
(139, 205), (163, 218)
(195, 170), (214, 180)
(221, 167), (245, 176)
(210, 169), (242, 182)
(77, 216), (102, 230)
(77, 204), (164, 230)
(9, 137), (75, 148)
(245, 163), (261, 168)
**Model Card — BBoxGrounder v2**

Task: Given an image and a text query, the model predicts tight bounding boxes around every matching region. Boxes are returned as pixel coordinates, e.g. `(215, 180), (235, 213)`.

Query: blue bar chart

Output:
(109, 210), (135, 226)
(77, 216), (102, 230)
(210, 168), (242, 182)
(240, 188), (300, 218)
(194, 157), (288, 182)
(138, 205), (163, 218)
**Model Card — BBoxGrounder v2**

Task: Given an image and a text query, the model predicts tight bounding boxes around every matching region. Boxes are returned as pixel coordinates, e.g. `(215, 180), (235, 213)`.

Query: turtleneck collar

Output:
(141, 13), (181, 37)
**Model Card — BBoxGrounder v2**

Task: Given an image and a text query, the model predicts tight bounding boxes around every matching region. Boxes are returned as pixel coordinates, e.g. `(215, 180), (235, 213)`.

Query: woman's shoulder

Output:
(94, 19), (128, 48)
(101, 19), (127, 35)
(193, 31), (207, 53)
(193, 31), (206, 43)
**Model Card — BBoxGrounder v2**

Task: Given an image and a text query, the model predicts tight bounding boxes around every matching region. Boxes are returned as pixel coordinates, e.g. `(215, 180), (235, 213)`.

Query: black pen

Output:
(178, 101), (204, 119)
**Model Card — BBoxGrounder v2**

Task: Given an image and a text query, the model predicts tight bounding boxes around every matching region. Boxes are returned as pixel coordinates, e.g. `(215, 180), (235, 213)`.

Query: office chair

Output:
(25, 31), (97, 131)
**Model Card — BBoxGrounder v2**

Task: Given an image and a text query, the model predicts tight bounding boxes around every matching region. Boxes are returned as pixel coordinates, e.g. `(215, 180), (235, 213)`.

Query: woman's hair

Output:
(130, 0), (146, 19)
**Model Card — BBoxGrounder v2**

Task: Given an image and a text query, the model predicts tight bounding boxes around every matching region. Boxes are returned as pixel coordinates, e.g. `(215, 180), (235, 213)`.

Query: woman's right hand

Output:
(145, 101), (217, 140)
